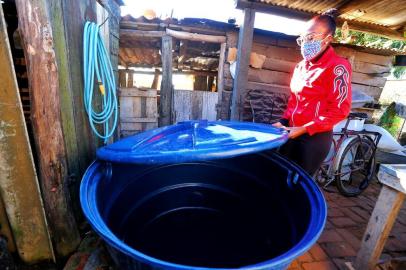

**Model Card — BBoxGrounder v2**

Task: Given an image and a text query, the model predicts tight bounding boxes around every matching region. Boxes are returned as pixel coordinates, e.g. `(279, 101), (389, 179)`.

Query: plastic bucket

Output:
(80, 151), (326, 270)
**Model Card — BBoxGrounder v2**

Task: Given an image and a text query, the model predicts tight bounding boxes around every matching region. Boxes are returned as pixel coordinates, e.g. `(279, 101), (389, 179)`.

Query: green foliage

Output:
(378, 102), (404, 137)
(335, 29), (406, 79)
(335, 29), (406, 51)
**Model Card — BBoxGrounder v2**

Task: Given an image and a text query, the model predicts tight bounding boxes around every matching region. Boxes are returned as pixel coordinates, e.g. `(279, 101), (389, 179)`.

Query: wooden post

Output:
(355, 164), (406, 269)
(159, 35), (173, 126)
(151, 68), (160, 89)
(354, 186), (405, 269)
(15, 0), (80, 257)
(230, 8), (255, 120)
(216, 42), (226, 119)
(0, 4), (54, 262)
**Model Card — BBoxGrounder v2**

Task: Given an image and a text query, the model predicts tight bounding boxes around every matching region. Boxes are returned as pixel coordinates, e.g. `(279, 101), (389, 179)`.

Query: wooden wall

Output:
(220, 30), (393, 123)
(4, 0), (122, 260)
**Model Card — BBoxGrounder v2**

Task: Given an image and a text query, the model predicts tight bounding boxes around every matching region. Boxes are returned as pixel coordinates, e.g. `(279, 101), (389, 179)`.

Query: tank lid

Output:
(97, 120), (288, 164)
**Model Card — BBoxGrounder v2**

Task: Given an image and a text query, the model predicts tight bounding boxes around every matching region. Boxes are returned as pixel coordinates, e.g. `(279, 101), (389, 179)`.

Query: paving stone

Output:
(287, 259), (300, 269)
(309, 243), (329, 261)
(336, 228), (362, 250)
(318, 229), (343, 243)
(329, 217), (358, 228)
(327, 208), (345, 218)
(302, 261), (338, 270)
(349, 206), (371, 220)
(297, 252), (313, 263)
(321, 242), (357, 258)
(340, 208), (366, 223)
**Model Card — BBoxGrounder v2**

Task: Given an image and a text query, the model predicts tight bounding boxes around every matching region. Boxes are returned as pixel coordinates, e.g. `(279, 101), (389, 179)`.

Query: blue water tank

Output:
(80, 120), (327, 270)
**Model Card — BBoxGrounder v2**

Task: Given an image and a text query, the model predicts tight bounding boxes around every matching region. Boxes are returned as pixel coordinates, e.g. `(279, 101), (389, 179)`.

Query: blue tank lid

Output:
(97, 120), (288, 164)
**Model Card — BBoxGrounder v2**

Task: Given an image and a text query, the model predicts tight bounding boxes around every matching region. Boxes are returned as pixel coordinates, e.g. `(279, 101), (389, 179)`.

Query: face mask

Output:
(301, 39), (323, 61)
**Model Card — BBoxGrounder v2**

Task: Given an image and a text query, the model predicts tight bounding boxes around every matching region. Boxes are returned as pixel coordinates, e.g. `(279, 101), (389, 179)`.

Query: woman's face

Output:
(297, 18), (333, 60)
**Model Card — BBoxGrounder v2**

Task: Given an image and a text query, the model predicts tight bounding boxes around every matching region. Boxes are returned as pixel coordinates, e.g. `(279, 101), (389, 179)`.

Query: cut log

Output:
(252, 43), (302, 62)
(335, 46), (393, 66)
(224, 63), (291, 86)
(352, 83), (383, 101)
(353, 61), (391, 75)
(262, 58), (296, 73)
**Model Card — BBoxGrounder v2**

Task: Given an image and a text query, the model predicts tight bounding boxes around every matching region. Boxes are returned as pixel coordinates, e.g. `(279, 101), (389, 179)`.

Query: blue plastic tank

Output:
(80, 120), (327, 270)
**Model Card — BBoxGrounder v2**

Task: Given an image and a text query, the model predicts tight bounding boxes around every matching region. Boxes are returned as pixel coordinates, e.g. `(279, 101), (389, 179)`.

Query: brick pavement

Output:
(287, 182), (406, 270)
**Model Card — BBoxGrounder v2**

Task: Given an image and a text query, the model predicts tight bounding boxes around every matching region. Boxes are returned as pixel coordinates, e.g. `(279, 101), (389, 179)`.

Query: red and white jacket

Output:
(282, 46), (352, 136)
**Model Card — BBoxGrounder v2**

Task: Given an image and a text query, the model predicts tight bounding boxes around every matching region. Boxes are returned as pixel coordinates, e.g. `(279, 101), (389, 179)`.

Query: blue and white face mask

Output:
(300, 39), (323, 61)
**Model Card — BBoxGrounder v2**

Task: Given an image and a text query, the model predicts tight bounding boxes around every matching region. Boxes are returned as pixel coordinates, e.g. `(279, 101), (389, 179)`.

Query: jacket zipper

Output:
(292, 94), (299, 127)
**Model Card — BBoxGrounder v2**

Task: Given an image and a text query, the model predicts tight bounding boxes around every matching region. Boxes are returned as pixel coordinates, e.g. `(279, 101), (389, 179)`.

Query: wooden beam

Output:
(166, 28), (226, 43)
(230, 8), (256, 120)
(0, 4), (53, 262)
(216, 42), (226, 119)
(120, 29), (165, 39)
(354, 185), (405, 269)
(15, 0), (80, 257)
(159, 35), (173, 126)
(128, 69), (218, 77)
(235, 0), (406, 41)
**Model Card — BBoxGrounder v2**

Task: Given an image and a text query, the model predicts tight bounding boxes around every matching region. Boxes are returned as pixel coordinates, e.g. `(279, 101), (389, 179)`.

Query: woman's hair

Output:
(313, 8), (339, 35)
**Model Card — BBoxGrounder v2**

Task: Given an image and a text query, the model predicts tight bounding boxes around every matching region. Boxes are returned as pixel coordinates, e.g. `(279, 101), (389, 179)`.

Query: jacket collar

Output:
(306, 46), (335, 67)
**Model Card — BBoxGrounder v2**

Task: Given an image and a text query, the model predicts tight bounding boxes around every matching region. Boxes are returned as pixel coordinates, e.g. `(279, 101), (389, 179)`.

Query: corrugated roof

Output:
(254, 0), (406, 27)
(238, 0), (406, 40)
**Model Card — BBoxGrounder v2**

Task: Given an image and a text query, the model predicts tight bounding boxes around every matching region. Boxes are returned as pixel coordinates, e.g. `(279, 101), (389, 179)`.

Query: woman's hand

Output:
(272, 122), (285, 128)
(285, 126), (307, 139)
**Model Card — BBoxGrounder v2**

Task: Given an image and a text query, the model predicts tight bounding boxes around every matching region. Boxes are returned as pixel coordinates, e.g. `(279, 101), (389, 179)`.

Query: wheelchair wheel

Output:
(335, 136), (376, 197)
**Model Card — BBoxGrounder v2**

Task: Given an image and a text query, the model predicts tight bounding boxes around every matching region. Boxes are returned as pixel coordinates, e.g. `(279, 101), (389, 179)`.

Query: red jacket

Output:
(282, 46), (352, 136)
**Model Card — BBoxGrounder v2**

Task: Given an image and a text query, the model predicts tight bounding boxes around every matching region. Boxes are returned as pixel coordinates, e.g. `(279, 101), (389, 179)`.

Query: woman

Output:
(273, 9), (352, 176)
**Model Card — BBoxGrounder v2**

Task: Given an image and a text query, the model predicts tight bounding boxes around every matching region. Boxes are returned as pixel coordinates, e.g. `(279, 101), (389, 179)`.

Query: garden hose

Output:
(83, 21), (118, 144)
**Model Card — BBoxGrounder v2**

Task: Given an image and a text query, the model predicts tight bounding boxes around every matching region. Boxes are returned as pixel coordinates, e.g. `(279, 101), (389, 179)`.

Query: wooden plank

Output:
(166, 28), (226, 43)
(48, 0), (83, 230)
(120, 117), (158, 123)
(120, 88), (157, 97)
(354, 185), (405, 269)
(352, 72), (387, 87)
(159, 35), (173, 126)
(216, 42), (226, 119)
(61, 0), (97, 171)
(120, 29), (165, 39)
(230, 8), (255, 120)
(174, 90), (192, 122)
(202, 92), (218, 120)
(377, 164), (406, 194)
(15, 0), (80, 257)
(191, 92), (203, 119)
(0, 5), (53, 262)
(145, 94), (158, 130)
